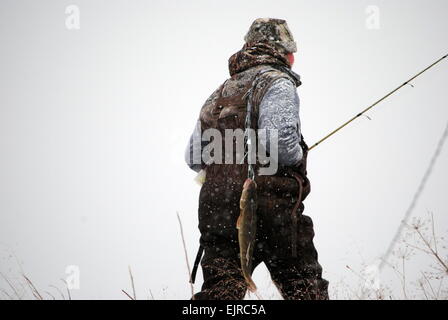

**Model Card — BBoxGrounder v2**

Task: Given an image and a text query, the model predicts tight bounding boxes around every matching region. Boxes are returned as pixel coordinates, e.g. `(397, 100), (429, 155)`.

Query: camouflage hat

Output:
(244, 18), (297, 53)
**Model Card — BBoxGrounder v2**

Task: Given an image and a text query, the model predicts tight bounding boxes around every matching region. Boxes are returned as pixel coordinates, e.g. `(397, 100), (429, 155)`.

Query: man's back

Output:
(187, 63), (303, 174)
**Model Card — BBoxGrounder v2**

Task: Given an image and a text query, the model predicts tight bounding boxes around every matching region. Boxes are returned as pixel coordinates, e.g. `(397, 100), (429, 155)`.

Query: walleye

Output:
(237, 178), (258, 292)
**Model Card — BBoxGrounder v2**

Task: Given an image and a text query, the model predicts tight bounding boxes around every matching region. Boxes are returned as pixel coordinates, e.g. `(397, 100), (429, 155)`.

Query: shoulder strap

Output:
(243, 68), (297, 178)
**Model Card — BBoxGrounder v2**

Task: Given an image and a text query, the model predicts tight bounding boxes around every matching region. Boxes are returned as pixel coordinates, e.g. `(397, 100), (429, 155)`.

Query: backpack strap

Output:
(190, 245), (204, 284)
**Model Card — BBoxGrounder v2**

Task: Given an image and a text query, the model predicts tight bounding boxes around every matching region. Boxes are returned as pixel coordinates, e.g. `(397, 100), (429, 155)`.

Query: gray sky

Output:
(0, 0), (447, 299)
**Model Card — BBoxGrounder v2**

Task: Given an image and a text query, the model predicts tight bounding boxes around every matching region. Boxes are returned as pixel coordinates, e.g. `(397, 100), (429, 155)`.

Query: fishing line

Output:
(379, 121), (448, 271)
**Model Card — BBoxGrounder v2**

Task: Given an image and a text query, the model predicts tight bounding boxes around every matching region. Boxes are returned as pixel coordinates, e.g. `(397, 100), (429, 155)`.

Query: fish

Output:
(236, 178), (258, 292)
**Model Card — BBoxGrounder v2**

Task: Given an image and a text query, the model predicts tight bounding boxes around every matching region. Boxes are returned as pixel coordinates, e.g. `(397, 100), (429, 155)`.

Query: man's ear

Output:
(287, 53), (295, 66)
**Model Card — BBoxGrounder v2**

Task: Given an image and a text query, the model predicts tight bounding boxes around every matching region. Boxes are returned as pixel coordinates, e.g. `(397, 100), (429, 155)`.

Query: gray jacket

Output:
(185, 77), (302, 172)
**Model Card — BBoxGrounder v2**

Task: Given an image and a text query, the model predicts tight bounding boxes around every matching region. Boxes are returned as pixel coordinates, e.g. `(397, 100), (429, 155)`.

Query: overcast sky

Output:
(0, 0), (447, 299)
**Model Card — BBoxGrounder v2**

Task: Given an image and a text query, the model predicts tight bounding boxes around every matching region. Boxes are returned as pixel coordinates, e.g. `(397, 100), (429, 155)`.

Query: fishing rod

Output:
(308, 54), (448, 151)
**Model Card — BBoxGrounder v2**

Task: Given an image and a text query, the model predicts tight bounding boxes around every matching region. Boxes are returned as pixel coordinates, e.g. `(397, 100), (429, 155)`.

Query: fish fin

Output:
(246, 243), (252, 263)
(241, 243), (256, 292)
(236, 214), (242, 229)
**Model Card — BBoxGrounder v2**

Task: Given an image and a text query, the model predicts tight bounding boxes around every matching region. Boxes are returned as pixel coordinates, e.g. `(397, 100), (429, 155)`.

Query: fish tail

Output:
(243, 272), (257, 292)
(241, 258), (257, 292)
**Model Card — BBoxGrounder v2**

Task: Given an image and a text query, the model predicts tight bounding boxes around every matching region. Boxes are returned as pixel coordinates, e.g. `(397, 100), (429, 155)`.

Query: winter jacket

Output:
(185, 42), (303, 172)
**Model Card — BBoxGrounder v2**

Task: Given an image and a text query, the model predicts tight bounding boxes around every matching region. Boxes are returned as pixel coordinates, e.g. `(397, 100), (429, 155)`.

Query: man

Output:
(185, 18), (329, 300)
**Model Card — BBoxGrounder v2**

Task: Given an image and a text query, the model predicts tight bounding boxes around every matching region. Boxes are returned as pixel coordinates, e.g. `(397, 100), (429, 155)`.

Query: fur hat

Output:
(244, 18), (297, 53)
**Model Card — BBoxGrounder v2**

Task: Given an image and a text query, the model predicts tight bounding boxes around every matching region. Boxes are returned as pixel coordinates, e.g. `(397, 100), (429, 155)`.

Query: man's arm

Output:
(185, 86), (223, 172)
(184, 119), (203, 172)
(258, 77), (303, 166)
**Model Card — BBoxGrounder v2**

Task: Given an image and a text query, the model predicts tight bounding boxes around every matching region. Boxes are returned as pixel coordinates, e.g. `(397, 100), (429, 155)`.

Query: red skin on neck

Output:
(287, 53), (295, 66)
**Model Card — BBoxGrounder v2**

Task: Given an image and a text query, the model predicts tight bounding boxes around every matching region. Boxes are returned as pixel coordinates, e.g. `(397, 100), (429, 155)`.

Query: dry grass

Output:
(176, 212), (194, 298)
(0, 271), (72, 300)
(1, 213), (446, 300)
(343, 213), (448, 300)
